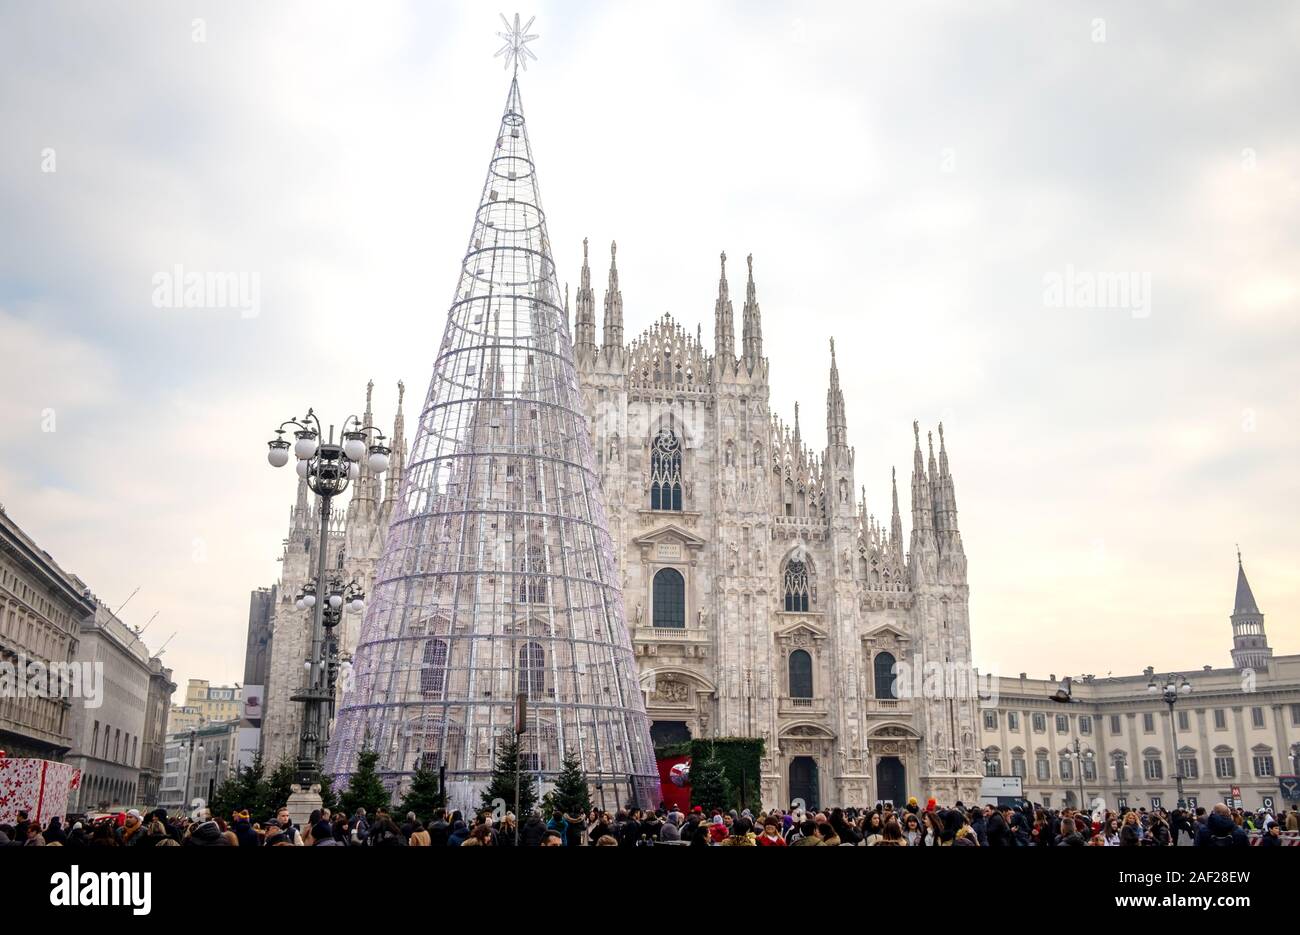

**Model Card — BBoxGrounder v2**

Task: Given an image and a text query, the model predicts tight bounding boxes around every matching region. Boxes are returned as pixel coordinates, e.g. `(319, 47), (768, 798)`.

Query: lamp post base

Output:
(286, 783), (323, 829)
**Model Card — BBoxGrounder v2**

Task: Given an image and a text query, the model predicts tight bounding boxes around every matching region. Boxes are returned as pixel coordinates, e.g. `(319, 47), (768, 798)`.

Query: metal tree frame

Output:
(326, 73), (659, 811)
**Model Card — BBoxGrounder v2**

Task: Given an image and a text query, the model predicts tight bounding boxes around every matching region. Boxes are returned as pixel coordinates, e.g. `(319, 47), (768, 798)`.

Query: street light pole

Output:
(1149, 673), (1192, 810)
(1071, 739), (1093, 813)
(185, 728), (197, 815)
(267, 409), (387, 785)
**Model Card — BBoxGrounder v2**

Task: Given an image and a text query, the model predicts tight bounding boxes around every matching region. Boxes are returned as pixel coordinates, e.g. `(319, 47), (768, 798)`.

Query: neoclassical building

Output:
(980, 555), (1300, 813)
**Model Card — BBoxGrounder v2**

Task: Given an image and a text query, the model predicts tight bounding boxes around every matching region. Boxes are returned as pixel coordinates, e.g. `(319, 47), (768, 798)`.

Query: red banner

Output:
(656, 755), (691, 812)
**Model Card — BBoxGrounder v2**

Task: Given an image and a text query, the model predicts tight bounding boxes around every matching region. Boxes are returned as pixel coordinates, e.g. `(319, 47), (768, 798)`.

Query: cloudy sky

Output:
(1, 1), (1297, 695)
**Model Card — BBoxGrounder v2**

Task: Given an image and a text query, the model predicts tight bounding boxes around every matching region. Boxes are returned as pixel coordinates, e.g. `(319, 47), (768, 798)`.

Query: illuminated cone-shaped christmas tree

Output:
(327, 64), (659, 812)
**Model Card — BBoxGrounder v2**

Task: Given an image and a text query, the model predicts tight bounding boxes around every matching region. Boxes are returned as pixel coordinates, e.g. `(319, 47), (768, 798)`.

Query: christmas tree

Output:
(339, 747), (391, 817)
(325, 16), (659, 811)
(399, 764), (446, 820)
(480, 732), (537, 817)
(551, 749), (592, 816)
(689, 746), (732, 813)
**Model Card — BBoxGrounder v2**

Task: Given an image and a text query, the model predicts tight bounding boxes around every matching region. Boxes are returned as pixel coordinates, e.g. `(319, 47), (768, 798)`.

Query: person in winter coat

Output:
(984, 808), (1011, 847)
(519, 811), (548, 846)
(349, 808), (369, 845)
(619, 809), (646, 846)
(563, 810), (587, 847)
(407, 821), (431, 846)
(921, 810), (945, 846)
(427, 810), (451, 847)
(1196, 804), (1249, 848)
(861, 812), (885, 846)
(718, 816), (757, 846)
(1054, 817), (1086, 846)
(312, 820), (343, 845)
(447, 820), (470, 846)
(1258, 824), (1283, 847)
(370, 818), (407, 846)
(756, 819), (787, 846)
(829, 808), (861, 845)
(815, 821), (842, 847)
(231, 811), (260, 847)
(116, 810), (147, 846)
(187, 820), (231, 846)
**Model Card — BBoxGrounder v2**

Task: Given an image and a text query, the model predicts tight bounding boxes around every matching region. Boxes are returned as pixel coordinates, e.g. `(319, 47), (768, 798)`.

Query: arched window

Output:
(650, 429), (683, 511)
(789, 649), (813, 699)
(421, 639), (448, 695)
(518, 542), (547, 603)
(520, 641), (545, 698)
(336, 548), (345, 570)
(783, 560), (810, 612)
(874, 651), (897, 700)
(652, 568), (686, 629)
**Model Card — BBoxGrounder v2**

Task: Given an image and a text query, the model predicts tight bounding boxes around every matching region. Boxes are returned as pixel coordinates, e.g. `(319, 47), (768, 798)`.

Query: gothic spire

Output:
(293, 471), (309, 530)
(351, 380), (379, 515)
(934, 423), (963, 554)
(713, 250), (734, 366)
(827, 337), (847, 448)
(890, 465), (903, 549)
(574, 237), (597, 359)
(742, 252), (764, 375)
(383, 380), (406, 507)
(911, 421), (934, 538)
(602, 240), (623, 352)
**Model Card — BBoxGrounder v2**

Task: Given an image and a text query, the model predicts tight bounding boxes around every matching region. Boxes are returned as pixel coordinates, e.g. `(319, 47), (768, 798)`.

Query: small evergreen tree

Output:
(480, 732), (536, 817)
(551, 750), (592, 816)
(210, 754), (266, 819)
(399, 764), (445, 821)
(689, 746), (731, 813)
(339, 747), (392, 817)
(317, 772), (339, 814)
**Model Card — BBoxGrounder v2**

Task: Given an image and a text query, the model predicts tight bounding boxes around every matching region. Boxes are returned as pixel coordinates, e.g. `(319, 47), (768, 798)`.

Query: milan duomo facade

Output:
(260, 245), (983, 810)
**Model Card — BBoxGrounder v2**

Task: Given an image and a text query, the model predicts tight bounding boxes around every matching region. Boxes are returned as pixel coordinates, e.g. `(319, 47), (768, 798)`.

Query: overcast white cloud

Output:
(1, 1), (1297, 692)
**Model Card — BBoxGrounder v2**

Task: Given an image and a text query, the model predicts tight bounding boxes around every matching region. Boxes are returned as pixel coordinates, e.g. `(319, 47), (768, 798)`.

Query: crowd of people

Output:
(3, 797), (1295, 847)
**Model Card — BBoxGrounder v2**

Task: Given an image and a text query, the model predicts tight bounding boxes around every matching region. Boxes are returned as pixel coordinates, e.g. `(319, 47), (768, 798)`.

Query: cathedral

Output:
(260, 244), (983, 810)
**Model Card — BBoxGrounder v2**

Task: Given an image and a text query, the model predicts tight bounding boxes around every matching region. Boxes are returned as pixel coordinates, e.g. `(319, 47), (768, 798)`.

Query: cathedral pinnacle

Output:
(742, 252), (763, 375)
(602, 239), (623, 351)
(714, 248), (734, 364)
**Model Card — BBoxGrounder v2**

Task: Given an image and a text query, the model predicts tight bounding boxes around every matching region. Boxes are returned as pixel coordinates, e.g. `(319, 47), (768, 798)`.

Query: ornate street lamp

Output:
(267, 408), (386, 784)
(983, 746), (1001, 777)
(1148, 673), (1192, 809)
(1067, 738), (1095, 812)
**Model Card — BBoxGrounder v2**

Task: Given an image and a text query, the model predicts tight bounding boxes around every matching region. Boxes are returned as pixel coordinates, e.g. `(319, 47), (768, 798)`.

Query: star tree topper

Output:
(495, 13), (539, 73)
